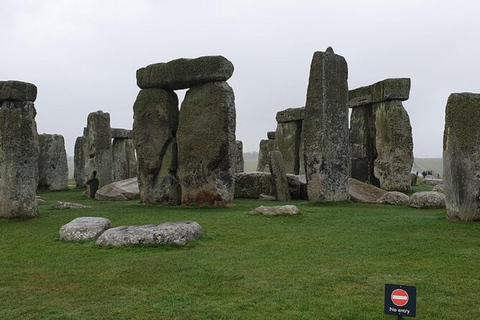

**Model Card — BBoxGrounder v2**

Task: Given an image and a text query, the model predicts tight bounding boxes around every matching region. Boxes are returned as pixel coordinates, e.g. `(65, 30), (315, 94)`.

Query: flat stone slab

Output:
(276, 107), (305, 123)
(110, 128), (132, 139)
(96, 221), (203, 247)
(348, 178), (387, 203)
(137, 56), (234, 90)
(0, 80), (37, 102)
(53, 201), (90, 209)
(377, 191), (410, 206)
(409, 191), (446, 209)
(95, 177), (140, 201)
(59, 217), (112, 241)
(348, 78), (411, 108)
(420, 178), (443, 186)
(249, 205), (300, 216)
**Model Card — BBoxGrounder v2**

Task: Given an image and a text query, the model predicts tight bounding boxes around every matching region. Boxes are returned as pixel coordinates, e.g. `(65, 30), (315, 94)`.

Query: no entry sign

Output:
(385, 284), (416, 318)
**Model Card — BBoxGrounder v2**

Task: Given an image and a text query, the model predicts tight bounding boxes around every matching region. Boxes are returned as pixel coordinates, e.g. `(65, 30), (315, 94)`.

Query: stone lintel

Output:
(349, 78), (411, 108)
(276, 107), (305, 123)
(0, 80), (37, 102)
(111, 128), (132, 139)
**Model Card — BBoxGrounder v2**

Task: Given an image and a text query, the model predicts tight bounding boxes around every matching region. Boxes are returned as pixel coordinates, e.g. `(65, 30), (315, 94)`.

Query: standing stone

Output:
(133, 88), (180, 205)
(235, 140), (244, 173)
(0, 101), (39, 217)
(373, 100), (413, 192)
(257, 138), (275, 172)
(303, 47), (349, 202)
(74, 136), (87, 188)
(112, 138), (137, 182)
(84, 111), (113, 188)
(443, 93), (480, 221)
(269, 151), (290, 201)
(177, 81), (236, 206)
(275, 107), (304, 175)
(38, 134), (69, 190)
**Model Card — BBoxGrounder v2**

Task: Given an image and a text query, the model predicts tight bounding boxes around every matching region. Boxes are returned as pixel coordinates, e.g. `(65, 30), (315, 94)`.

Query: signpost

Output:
(384, 284), (416, 318)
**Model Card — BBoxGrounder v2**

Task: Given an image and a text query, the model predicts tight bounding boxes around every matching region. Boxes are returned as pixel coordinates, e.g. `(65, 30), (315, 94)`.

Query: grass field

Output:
(1, 187), (479, 319)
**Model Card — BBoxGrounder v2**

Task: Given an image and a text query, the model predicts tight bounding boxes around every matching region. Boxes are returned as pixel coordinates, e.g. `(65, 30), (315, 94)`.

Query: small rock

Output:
(53, 201), (90, 209)
(432, 184), (445, 193)
(409, 191), (446, 209)
(249, 205), (300, 216)
(377, 191), (410, 206)
(59, 217), (111, 241)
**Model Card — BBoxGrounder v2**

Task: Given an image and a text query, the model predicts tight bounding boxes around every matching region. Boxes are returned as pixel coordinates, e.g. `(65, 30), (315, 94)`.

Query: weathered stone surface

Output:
(137, 56), (234, 90)
(443, 93), (480, 221)
(420, 178), (443, 186)
(37, 198), (46, 205)
(377, 191), (410, 206)
(95, 177), (140, 201)
(38, 134), (69, 190)
(84, 111), (113, 188)
(234, 172), (302, 200)
(275, 107), (305, 123)
(112, 138), (137, 182)
(110, 128), (132, 139)
(74, 136), (87, 188)
(59, 217), (111, 241)
(303, 48), (349, 202)
(0, 101), (39, 217)
(249, 205), (300, 216)
(256, 139), (275, 172)
(374, 100), (413, 192)
(0, 80), (37, 102)
(235, 140), (244, 173)
(349, 78), (411, 108)
(432, 184), (444, 193)
(348, 178), (386, 203)
(267, 131), (276, 140)
(269, 151), (290, 201)
(275, 120), (302, 174)
(96, 221), (203, 247)
(259, 194), (276, 201)
(409, 191), (446, 209)
(133, 88), (180, 205)
(53, 201), (90, 209)
(177, 82), (236, 206)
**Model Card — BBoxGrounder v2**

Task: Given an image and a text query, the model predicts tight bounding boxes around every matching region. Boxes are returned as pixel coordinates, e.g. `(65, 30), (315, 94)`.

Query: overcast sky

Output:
(2, 0), (479, 158)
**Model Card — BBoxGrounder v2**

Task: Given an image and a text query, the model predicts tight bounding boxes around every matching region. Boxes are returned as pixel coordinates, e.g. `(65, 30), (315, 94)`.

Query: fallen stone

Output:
(420, 178), (443, 186)
(249, 205), (300, 216)
(259, 194), (276, 201)
(348, 178), (387, 203)
(53, 201), (90, 209)
(59, 217), (111, 241)
(234, 172), (303, 200)
(0, 80), (37, 102)
(348, 78), (411, 108)
(96, 221), (203, 247)
(432, 184), (444, 193)
(137, 56), (234, 90)
(409, 191), (446, 209)
(95, 177), (140, 201)
(377, 191), (410, 206)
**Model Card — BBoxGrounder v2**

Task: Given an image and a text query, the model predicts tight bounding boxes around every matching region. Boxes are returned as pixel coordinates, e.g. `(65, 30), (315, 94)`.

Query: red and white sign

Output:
(391, 289), (409, 307)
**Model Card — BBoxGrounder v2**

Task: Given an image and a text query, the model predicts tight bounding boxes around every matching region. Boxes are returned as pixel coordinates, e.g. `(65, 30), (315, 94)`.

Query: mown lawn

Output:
(1, 188), (479, 319)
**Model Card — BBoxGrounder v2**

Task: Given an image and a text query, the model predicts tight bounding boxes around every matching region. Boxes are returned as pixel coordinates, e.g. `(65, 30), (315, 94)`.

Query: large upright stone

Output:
(257, 138), (275, 172)
(0, 101), (39, 217)
(235, 140), (244, 173)
(38, 134), (69, 190)
(84, 111), (113, 188)
(275, 107), (304, 175)
(443, 93), (480, 221)
(74, 136), (87, 188)
(303, 47), (349, 202)
(177, 81), (236, 206)
(269, 151), (290, 201)
(373, 100), (413, 192)
(133, 88), (180, 205)
(0, 81), (37, 102)
(137, 56), (234, 90)
(112, 138), (137, 182)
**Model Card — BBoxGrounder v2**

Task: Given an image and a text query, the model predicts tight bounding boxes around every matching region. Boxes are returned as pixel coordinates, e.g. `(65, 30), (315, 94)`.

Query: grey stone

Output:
(303, 48), (349, 202)
(275, 120), (303, 174)
(74, 136), (87, 188)
(420, 178), (443, 186)
(234, 172), (302, 200)
(373, 101), (413, 192)
(249, 205), (300, 216)
(377, 191), (410, 206)
(432, 184), (444, 193)
(95, 177), (140, 201)
(133, 88), (180, 205)
(0, 101), (39, 217)
(256, 139), (275, 172)
(348, 178), (386, 203)
(267, 131), (276, 139)
(275, 107), (305, 123)
(37, 198), (46, 205)
(110, 128), (132, 139)
(112, 138), (137, 182)
(348, 78), (411, 108)
(53, 201), (90, 209)
(443, 92), (480, 221)
(38, 134), (69, 190)
(177, 82), (236, 206)
(409, 191), (446, 209)
(235, 140), (244, 173)
(137, 56), (234, 90)
(269, 151), (290, 201)
(259, 194), (276, 201)
(59, 217), (111, 241)
(0, 80), (37, 102)
(96, 221), (203, 247)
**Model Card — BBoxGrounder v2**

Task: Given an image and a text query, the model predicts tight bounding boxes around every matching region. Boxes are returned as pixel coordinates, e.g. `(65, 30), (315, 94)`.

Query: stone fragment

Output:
(420, 178), (443, 186)
(348, 178), (386, 203)
(377, 191), (410, 206)
(112, 138), (137, 181)
(137, 56), (234, 90)
(373, 100), (413, 192)
(303, 48), (349, 202)
(0, 80), (37, 102)
(259, 194), (276, 201)
(275, 107), (305, 123)
(256, 139), (275, 172)
(177, 82), (236, 206)
(74, 136), (87, 188)
(443, 93), (480, 221)
(432, 184), (444, 193)
(0, 101), (39, 217)
(348, 78), (411, 108)
(275, 119), (303, 174)
(269, 151), (290, 201)
(249, 205), (300, 216)
(110, 128), (132, 139)
(235, 140), (244, 173)
(95, 177), (140, 201)
(133, 88), (180, 205)
(267, 131), (276, 139)
(38, 134), (69, 190)
(53, 201), (90, 209)
(96, 221), (203, 247)
(409, 191), (446, 209)
(59, 217), (112, 241)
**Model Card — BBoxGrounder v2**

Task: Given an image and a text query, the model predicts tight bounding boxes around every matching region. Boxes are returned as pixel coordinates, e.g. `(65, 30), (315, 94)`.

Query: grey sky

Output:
(2, 0), (479, 158)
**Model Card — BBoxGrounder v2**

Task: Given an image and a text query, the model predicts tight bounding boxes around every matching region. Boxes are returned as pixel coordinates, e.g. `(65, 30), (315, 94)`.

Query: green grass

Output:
(1, 188), (479, 319)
